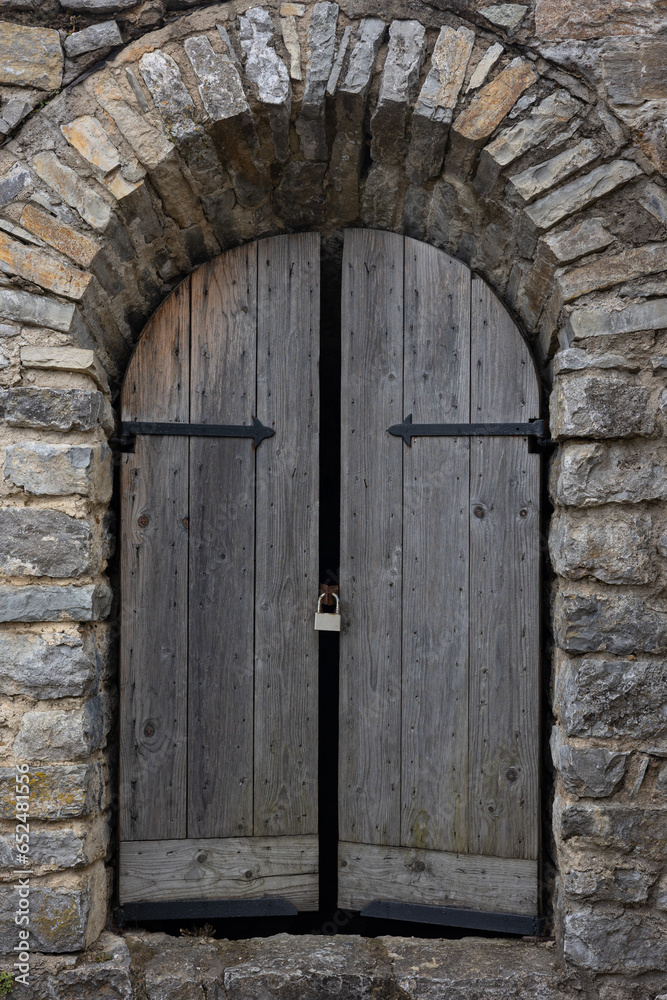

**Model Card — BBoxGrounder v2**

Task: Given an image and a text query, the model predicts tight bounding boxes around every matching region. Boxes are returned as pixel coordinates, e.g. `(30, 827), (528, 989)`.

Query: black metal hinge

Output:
(388, 414), (550, 450)
(111, 417), (275, 453)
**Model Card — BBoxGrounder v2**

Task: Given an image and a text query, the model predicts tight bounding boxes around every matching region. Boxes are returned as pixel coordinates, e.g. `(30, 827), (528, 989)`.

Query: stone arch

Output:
(1, 0), (667, 982)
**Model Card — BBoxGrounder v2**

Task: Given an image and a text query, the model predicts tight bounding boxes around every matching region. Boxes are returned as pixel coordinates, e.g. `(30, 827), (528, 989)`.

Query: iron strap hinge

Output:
(111, 417), (275, 453)
(388, 414), (550, 449)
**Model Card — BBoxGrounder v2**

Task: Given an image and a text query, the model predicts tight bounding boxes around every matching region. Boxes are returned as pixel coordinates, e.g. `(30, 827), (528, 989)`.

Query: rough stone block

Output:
(639, 181), (667, 225)
(0, 387), (109, 431)
(560, 801), (667, 861)
(0, 762), (102, 819)
(0, 629), (97, 697)
(467, 42), (503, 92)
(19, 203), (100, 268)
(0, 229), (91, 300)
(296, 1), (339, 161)
(0, 824), (97, 869)
(525, 160), (643, 231)
(564, 905), (667, 972)
(551, 730), (628, 797)
(0, 582), (112, 622)
(361, 163), (400, 229)
(549, 509), (652, 585)
(55, 931), (133, 997)
(19, 345), (109, 391)
(555, 655), (667, 739)
(274, 161), (327, 227)
(566, 298), (667, 341)
(541, 219), (614, 264)
(558, 243), (667, 304)
(336, 18), (386, 134)
(480, 4), (527, 30)
(32, 152), (111, 232)
(553, 348), (637, 375)
(564, 867), (657, 904)
(555, 592), (667, 656)
(406, 25), (474, 183)
(370, 19), (426, 165)
(61, 115), (121, 176)
(239, 7), (292, 162)
(326, 24), (352, 96)
(14, 696), (106, 762)
(0, 508), (94, 578)
(536, 0), (667, 40)
(474, 89), (581, 193)
(509, 139), (599, 202)
(551, 441), (667, 507)
(60, 0), (138, 9)
(0, 286), (75, 332)
(64, 20), (121, 58)
(5, 440), (111, 500)
(0, 863), (106, 955)
(184, 34), (250, 124)
(551, 375), (654, 440)
(0, 161), (31, 207)
(0, 22), (62, 91)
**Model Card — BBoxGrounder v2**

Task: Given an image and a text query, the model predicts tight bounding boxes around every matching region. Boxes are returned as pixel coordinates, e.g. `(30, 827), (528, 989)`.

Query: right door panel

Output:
(338, 230), (540, 921)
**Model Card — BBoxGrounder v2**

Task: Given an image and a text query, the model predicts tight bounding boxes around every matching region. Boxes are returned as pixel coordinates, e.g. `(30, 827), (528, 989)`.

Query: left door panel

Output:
(119, 234), (320, 912)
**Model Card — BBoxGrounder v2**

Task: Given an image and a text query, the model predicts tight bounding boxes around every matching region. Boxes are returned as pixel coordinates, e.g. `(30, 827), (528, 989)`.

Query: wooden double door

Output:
(119, 230), (541, 930)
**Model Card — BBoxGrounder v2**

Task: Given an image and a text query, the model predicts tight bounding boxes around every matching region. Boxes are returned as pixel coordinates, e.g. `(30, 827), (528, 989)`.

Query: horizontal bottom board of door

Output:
(337, 842), (537, 916)
(120, 835), (318, 910)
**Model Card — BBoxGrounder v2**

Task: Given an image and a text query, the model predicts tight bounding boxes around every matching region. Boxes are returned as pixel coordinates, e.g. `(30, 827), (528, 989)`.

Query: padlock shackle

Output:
(317, 592), (340, 614)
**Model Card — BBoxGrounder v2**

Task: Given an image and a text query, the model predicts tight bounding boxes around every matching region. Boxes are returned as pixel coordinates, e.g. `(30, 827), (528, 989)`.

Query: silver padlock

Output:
(314, 592), (341, 631)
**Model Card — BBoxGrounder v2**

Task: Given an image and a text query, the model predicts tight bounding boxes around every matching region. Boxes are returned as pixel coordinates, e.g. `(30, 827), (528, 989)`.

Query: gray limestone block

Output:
(551, 375), (654, 440)
(555, 656), (667, 739)
(564, 867), (657, 904)
(4, 441), (112, 500)
(549, 509), (653, 585)
(553, 348), (637, 375)
(564, 905), (667, 972)
(64, 20), (122, 58)
(559, 802), (667, 862)
(525, 160), (644, 231)
(542, 219), (614, 264)
(0, 882), (92, 954)
(60, 0), (139, 9)
(508, 139), (599, 203)
(551, 729), (628, 797)
(50, 932), (133, 999)
(0, 286), (75, 331)
(565, 298), (667, 341)
(296, 1), (339, 161)
(0, 162), (32, 208)
(0, 582), (112, 622)
(0, 826), (92, 869)
(238, 6), (290, 162)
(0, 387), (109, 431)
(551, 441), (667, 507)
(184, 34), (250, 123)
(336, 18), (386, 134)
(555, 591), (667, 656)
(0, 508), (94, 578)
(0, 762), (103, 819)
(370, 19), (426, 165)
(0, 629), (98, 698)
(14, 695), (106, 762)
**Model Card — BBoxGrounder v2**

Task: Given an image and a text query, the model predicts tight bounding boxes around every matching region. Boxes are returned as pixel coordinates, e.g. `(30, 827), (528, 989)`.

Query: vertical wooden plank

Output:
(120, 283), (190, 842)
(254, 233), (320, 837)
(469, 277), (540, 860)
(339, 229), (404, 847)
(188, 247), (257, 839)
(401, 239), (470, 853)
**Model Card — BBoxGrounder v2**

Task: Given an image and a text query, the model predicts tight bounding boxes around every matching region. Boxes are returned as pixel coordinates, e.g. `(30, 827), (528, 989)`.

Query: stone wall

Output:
(0, 0), (665, 995)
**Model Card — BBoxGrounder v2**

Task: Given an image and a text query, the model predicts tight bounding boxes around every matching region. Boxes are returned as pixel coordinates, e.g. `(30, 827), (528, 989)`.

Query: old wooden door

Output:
(337, 230), (541, 928)
(118, 233), (320, 915)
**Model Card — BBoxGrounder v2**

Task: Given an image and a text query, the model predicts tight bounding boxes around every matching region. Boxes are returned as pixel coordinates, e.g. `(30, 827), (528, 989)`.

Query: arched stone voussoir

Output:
(0, 0), (658, 384)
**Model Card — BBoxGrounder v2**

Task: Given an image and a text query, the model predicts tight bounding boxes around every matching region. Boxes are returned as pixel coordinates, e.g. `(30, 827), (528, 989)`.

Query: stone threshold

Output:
(18, 928), (600, 999)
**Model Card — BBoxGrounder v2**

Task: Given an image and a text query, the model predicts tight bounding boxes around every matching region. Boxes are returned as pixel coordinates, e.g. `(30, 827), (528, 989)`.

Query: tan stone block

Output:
(0, 22), (62, 92)
(536, 0), (667, 40)
(32, 152), (111, 232)
(20, 346), (109, 392)
(0, 231), (91, 301)
(20, 204), (100, 268)
(61, 115), (121, 175)
(101, 171), (142, 200)
(452, 58), (537, 142)
(280, 3), (305, 14)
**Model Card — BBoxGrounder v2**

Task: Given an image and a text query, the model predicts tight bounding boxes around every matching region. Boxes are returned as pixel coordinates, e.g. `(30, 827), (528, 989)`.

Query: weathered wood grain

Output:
(401, 239), (471, 853)
(469, 278), (540, 860)
(188, 246), (258, 839)
(339, 229), (404, 846)
(254, 233), (320, 838)
(120, 835), (319, 909)
(337, 841), (537, 914)
(120, 281), (190, 842)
